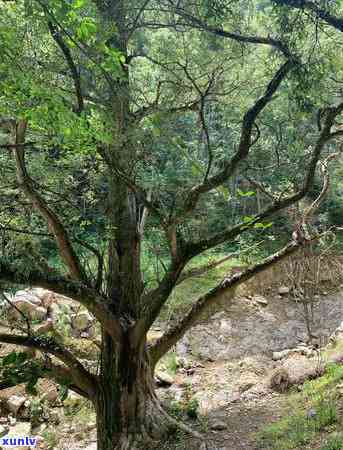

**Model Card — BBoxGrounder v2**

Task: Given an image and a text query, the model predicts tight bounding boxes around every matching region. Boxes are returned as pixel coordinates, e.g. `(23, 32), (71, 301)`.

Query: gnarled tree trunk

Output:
(94, 333), (171, 450)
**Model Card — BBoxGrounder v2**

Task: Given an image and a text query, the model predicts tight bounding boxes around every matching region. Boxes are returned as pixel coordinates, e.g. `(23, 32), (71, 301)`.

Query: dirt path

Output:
(158, 358), (293, 450)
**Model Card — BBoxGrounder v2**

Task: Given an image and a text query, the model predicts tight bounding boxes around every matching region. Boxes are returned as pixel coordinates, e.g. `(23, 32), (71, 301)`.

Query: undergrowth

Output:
(257, 363), (343, 450)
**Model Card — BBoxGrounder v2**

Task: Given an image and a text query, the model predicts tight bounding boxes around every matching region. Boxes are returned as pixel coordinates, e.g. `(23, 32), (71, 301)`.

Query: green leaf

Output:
(237, 189), (256, 197)
(254, 222), (273, 229)
(76, 18), (97, 41)
(217, 185), (231, 200)
(73, 0), (86, 8)
(243, 216), (254, 223)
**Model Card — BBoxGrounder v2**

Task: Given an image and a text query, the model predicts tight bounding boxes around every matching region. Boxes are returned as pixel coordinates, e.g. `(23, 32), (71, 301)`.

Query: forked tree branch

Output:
(185, 103), (343, 257)
(175, 59), (296, 222)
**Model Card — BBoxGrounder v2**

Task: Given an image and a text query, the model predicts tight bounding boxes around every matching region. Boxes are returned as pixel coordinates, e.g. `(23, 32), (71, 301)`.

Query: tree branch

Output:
(47, 21), (84, 114)
(0, 259), (123, 342)
(0, 334), (96, 397)
(140, 102), (342, 340)
(149, 238), (307, 365)
(172, 6), (293, 58)
(273, 0), (343, 32)
(185, 102), (343, 257)
(11, 120), (86, 281)
(175, 59), (296, 222)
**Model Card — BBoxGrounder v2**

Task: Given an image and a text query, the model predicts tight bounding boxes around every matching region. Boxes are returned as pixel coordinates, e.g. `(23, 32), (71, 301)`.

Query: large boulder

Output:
(6, 290), (47, 322)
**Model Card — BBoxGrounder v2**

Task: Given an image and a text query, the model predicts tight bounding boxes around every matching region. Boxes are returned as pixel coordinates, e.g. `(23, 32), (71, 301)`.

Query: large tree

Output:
(0, 1), (342, 449)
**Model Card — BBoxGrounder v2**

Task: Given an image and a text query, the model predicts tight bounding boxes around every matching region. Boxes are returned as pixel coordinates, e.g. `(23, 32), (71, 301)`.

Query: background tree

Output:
(0, 1), (342, 449)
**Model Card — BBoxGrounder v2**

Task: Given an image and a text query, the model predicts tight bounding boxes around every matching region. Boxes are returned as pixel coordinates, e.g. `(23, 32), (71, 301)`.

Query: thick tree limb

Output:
(0, 259), (123, 342)
(0, 358), (91, 398)
(0, 334), (96, 397)
(273, 0), (343, 32)
(149, 239), (306, 365)
(11, 120), (86, 281)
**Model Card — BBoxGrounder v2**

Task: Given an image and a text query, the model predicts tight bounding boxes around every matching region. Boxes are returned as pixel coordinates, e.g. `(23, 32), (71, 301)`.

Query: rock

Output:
(31, 306), (47, 321)
(272, 350), (291, 361)
(35, 319), (54, 335)
(14, 290), (42, 305)
(155, 371), (174, 387)
(278, 286), (290, 295)
(269, 367), (291, 392)
(7, 293), (47, 322)
(7, 395), (27, 415)
(50, 303), (64, 321)
(176, 341), (189, 356)
(301, 347), (315, 358)
(253, 295), (268, 306)
(81, 326), (95, 338)
(210, 420), (227, 431)
(72, 311), (93, 331)
(176, 357), (192, 369)
(41, 386), (59, 404)
(86, 422), (96, 431)
(307, 408), (317, 418)
(219, 319), (232, 333)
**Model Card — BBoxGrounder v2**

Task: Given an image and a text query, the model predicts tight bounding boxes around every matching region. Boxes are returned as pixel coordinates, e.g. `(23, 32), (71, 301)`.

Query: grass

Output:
(41, 429), (59, 449)
(158, 252), (241, 323)
(161, 351), (179, 375)
(256, 363), (343, 450)
(320, 433), (343, 450)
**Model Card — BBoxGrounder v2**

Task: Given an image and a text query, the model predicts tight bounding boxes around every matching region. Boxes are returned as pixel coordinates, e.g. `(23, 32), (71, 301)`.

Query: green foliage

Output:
(162, 352), (179, 376)
(41, 429), (58, 450)
(321, 434), (343, 450)
(257, 364), (343, 449)
(0, 351), (40, 394)
(185, 397), (199, 420)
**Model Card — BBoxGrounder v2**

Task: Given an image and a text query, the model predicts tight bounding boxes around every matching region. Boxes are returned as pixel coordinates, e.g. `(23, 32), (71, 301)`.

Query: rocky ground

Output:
(1, 286), (343, 449)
